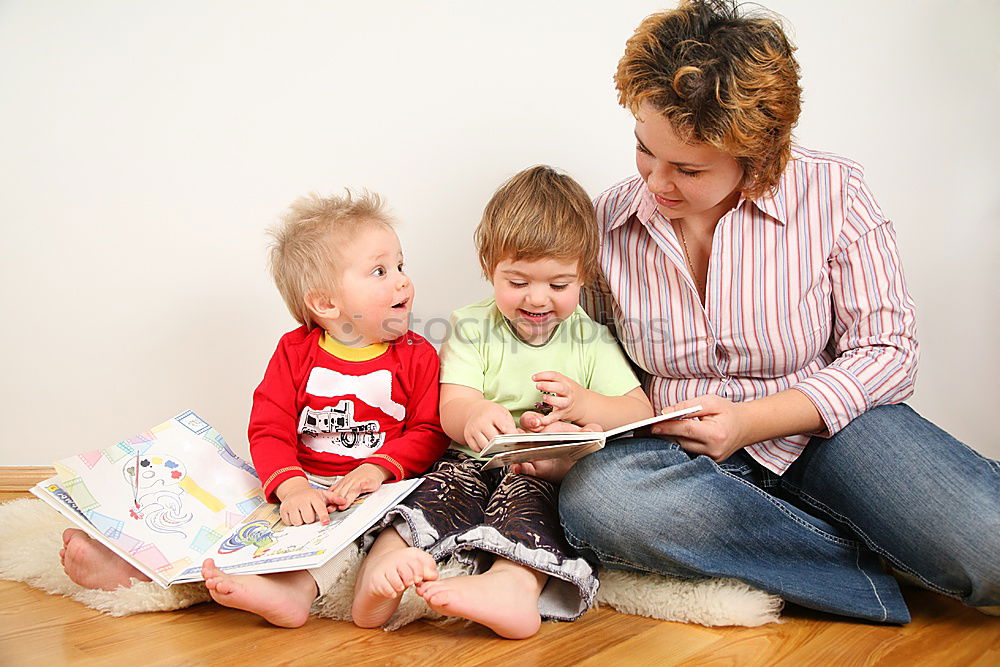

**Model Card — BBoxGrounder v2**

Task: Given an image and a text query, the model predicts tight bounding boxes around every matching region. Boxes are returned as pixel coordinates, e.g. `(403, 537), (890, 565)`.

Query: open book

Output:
(479, 405), (702, 470)
(31, 410), (420, 588)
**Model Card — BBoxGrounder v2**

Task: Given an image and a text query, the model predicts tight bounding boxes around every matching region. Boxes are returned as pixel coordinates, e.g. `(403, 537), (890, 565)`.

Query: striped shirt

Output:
(583, 146), (918, 474)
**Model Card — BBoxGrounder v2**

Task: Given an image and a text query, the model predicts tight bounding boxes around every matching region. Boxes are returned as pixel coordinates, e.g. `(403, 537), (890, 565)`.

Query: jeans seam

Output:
(956, 440), (1000, 474)
(780, 480), (965, 598)
(713, 461), (858, 548)
(855, 547), (888, 621)
(563, 523), (701, 579)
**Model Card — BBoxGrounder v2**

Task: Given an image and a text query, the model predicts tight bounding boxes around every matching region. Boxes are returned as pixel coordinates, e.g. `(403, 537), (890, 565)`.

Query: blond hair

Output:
(475, 165), (599, 284)
(616, 0), (801, 198)
(268, 190), (393, 328)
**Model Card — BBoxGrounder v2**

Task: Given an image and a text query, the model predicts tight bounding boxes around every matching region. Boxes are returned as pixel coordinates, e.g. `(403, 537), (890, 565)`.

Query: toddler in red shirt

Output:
(60, 190), (449, 628)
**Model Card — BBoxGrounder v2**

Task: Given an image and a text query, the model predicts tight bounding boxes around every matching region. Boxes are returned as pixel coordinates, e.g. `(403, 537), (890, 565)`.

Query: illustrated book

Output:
(31, 410), (420, 588)
(478, 405), (702, 469)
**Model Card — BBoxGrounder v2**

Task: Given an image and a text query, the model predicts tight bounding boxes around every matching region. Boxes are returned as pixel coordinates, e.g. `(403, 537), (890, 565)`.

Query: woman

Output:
(559, 0), (998, 623)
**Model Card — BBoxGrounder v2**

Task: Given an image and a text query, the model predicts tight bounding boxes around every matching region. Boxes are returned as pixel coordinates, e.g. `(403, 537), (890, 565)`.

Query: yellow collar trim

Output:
(319, 333), (389, 362)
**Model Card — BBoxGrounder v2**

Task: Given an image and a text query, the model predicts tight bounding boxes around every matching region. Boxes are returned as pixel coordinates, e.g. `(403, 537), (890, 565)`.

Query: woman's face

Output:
(634, 102), (745, 223)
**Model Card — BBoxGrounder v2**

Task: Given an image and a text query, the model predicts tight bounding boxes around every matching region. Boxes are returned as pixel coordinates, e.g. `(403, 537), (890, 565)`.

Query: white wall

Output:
(1, 0), (996, 464)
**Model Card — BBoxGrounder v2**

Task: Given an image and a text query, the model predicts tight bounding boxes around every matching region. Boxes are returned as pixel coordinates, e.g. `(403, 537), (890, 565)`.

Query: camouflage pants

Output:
(380, 449), (597, 621)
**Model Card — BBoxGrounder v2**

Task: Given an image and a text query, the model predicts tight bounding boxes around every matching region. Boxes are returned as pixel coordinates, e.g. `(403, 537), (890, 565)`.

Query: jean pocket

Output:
(718, 461), (753, 477)
(717, 450), (755, 477)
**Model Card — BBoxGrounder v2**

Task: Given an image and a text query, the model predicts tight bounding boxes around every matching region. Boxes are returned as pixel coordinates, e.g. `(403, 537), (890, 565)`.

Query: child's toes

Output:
(375, 575), (397, 598)
(215, 579), (235, 595)
(400, 563), (421, 586)
(384, 571), (404, 591)
(421, 558), (439, 581)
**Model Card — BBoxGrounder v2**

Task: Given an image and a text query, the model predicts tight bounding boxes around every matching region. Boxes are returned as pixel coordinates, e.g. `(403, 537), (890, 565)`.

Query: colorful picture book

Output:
(31, 410), (420, 588)
(478, 405), (702, 469)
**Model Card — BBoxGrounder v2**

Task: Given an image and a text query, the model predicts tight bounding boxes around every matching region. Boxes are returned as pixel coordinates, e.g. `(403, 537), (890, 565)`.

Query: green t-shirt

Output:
(440, 297), (641, 426)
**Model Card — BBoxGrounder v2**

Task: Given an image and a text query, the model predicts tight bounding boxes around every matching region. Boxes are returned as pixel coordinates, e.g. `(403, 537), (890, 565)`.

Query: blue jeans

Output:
(559, 404), (999, 623)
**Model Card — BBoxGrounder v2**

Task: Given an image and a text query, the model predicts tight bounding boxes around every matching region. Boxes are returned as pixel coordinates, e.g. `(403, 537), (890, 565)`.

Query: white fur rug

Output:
(0, 498), (781, 628)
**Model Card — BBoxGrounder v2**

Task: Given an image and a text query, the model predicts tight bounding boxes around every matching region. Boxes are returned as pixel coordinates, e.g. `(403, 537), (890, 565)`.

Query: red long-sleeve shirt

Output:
(248, 326), (449, 501)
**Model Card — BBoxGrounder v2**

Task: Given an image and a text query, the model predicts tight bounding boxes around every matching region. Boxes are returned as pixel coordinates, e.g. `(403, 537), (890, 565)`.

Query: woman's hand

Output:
(464, 402), (517, 452)
(650, 394), (751, 462)
(327, 463), (392, 510)
(530, 371), (593, 426)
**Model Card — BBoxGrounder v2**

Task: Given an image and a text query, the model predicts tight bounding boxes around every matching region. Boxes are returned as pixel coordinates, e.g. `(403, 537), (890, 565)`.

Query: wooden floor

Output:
(1, 490), (997, 667)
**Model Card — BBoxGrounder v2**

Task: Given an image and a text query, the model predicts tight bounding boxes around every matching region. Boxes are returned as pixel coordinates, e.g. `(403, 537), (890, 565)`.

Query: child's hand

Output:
(530, 371), (593, 426)
(518, 410), (548, 432)
(277, 480), (339, 526)
(521, 415), (601, 434)
(327, 463), (392, 510)
(464, 402), (517, 452)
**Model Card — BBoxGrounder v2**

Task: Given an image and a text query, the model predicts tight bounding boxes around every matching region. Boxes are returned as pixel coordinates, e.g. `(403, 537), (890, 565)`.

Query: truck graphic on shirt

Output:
(297, 401), (382, 448)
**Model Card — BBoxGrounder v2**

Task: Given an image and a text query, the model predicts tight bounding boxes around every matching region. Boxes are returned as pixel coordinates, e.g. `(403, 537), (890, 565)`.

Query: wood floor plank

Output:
(2, 578), (998, 667)
(1, 488), (997, 667)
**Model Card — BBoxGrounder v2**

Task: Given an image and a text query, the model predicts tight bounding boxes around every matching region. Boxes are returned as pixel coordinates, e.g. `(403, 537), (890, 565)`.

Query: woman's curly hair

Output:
(616, 0), (801, 198)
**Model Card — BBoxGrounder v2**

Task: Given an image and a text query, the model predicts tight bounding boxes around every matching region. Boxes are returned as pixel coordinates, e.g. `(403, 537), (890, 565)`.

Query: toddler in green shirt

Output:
(353, 166), (653, 638)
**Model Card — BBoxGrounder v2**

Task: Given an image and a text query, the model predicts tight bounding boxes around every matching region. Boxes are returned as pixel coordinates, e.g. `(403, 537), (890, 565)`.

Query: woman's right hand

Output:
(463, 402), (517, 452)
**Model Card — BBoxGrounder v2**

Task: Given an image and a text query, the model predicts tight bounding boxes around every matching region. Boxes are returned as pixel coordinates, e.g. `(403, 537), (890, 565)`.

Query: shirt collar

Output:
(319, 332), (388, 361)
(747, 183), (788, 225)
(607, 177), (788, 231)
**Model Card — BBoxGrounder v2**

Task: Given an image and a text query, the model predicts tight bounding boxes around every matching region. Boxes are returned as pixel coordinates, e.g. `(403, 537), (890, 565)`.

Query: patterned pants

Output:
(378, 450), (597, 621)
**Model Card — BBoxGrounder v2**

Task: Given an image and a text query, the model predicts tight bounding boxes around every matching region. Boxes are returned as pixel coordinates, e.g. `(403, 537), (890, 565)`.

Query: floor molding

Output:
(0, 466), (55, 492)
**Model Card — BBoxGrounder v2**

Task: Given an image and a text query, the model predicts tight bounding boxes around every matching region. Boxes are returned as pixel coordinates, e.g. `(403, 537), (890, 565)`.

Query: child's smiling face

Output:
(323, 224), (414, 346)
(492, 256), (582, 345)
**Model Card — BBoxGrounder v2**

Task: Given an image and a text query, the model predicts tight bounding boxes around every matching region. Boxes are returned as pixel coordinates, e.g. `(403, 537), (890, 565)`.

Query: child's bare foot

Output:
(416, 561), (545, 639)
(352, 546), (438, 628)
(60, 528), (151, 590)
(201, 558), (316, 628)
(510, 457), (578, 483)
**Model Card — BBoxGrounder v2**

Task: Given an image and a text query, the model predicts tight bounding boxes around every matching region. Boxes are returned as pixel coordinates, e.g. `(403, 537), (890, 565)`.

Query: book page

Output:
(480, 405), (702, 456)
(41, 410), (423, 585)
(481, 440), (604, 470)
(603, 405), (702, 439)
(33, 478), (175, 586)
(169, 478), (421, 582)
(47, 411), (271, 586)
(481, 430), (604, 455)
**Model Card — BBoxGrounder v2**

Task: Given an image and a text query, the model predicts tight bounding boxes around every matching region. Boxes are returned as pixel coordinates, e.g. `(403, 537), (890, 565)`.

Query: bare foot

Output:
(510, 457), (578, 483)
(60, 528), (151, 590)
(201, 558), (316, 628)
(416, 562), (545, 639)
(352, 546), (438, 628)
